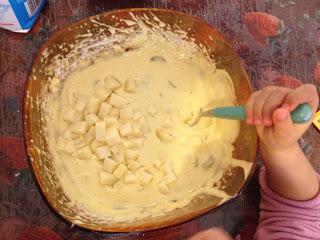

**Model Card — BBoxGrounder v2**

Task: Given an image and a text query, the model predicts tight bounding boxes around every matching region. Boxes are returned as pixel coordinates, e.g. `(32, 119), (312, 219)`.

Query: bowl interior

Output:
(24, 8), (257, 232)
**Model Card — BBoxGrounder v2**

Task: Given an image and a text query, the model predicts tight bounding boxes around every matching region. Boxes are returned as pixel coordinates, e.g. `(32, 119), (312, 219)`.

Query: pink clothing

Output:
(254, 167), (320, 240)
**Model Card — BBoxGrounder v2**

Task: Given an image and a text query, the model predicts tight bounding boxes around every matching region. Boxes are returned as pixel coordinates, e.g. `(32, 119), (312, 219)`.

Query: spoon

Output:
(186, 103), (313, 127)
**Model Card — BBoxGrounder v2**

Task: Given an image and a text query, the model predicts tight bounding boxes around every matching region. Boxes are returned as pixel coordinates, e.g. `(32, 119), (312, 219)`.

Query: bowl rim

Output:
(23, 7), (257, 233)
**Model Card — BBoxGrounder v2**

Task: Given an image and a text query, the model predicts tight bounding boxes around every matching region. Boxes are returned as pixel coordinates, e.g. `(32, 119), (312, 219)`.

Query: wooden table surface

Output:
(1, 0), (320, 239)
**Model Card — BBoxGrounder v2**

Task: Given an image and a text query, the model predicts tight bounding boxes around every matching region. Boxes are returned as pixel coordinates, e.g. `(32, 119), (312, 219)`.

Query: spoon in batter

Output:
(186, 103), (313, 127)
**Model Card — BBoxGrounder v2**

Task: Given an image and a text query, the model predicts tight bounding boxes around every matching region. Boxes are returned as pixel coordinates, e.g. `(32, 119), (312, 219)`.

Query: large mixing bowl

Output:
(23, 8), (257, 232)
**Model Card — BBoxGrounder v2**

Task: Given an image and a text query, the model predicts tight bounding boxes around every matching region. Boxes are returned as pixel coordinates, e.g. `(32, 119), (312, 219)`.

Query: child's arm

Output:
(246, 84), (320, 240)
(260, 143), (318, 201)
(246, 84), (319, 200)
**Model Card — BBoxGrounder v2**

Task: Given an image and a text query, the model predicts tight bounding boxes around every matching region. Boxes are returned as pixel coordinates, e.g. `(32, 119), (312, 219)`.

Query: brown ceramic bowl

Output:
(23, 8), (257, 232)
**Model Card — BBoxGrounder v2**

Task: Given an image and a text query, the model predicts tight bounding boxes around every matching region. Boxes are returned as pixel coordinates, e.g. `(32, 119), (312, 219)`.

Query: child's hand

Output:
(246, 84), (319, 151)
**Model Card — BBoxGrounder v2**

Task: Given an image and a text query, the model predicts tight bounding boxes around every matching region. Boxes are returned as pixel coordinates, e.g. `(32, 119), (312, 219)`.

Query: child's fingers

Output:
(252, 86), (278, 125)
(284, 84), (319, 113)
(246, 90), (261, 124)
(262, 87), (290, 125)
(272, 107), (294, 141)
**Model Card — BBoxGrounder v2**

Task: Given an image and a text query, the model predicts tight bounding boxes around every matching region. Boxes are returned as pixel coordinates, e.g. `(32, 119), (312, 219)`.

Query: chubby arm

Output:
(246, 84), (319, 201)
(246, 84), (320, 240)
(260, 142), (319, 201)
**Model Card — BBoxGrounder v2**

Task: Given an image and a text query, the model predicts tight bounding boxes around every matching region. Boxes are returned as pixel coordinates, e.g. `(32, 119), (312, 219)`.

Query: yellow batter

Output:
(46, 30), (248, 222)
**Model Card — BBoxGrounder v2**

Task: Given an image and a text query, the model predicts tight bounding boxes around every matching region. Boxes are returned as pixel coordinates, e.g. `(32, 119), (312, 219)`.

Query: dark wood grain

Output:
(0, 0), (319, 239)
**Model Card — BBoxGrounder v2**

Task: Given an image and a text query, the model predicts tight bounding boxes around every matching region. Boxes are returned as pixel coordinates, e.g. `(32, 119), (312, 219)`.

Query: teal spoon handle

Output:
(210, 103), (312, 124)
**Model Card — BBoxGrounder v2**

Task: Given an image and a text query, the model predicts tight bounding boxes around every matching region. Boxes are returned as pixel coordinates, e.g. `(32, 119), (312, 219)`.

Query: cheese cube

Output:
(62, 129), (73, 140)
(139, 171), (153, 185)
(75, 97), (88, 112)
(86, 97), (100, 114)
(119, 108), (133, 120)
(132, 124), (142, 136)
(131, 138), (144, 149)
(110, 145), (123, 154)
(104, 116), (118, 127)
(124, 172), (137, 184)
(89, 139), (105, 152)
(124, 78), (137, 93)
(164, 171), (177, 184)
(126, 149), (139, 161)
(104, 75), (122, 90)
(63, 109), (76, 122)
(114, 87), (125, 95)
(70, 121), (88, 134)
(99, 170), (118, 186)
(73, 136), (86, 149)
(113, 163), (128, 178)
(95, 146), (111, 159)
(122, 140), (134, 149)
(119, 122), (133, 137)
(76, 146), (92, 160)
(85, 126), (95, 144)
(112, 151), (126, 162)
(153, 159), (164, 169)
(132, 109), (143, 121)
(109, 93), (128, 108)
(162, 162), (173, 174)
(155, 128), (174, 143)
(158, 181), (170, 195)
(61, 140), (76, 154)
(95, 121), (106, 142)
(95, 89), (111, 101)
(145, 164), (158, 175)
(98, 102), (112, 119)
(105, 126), (121, 146)
(85, 114), (99, 125)
(109, 107), (120, 118)
(128, 161), (141, 171)
(103, 158), (118, 173)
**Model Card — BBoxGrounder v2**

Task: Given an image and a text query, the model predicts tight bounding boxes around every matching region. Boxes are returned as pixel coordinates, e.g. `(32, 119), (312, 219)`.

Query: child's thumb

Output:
(272, 107), (294, 138)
